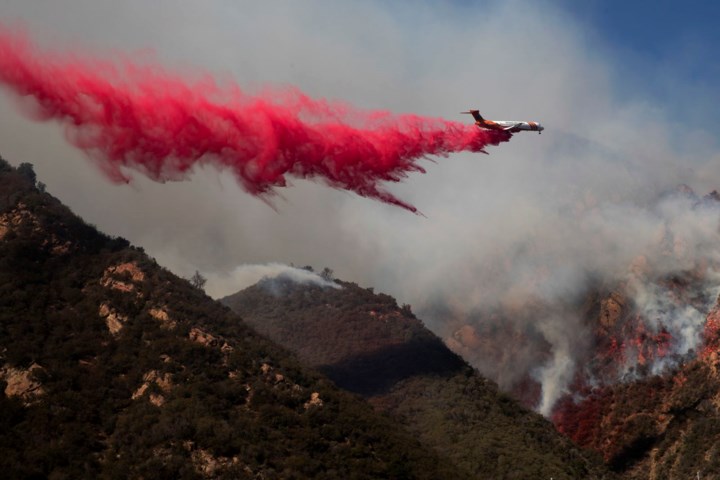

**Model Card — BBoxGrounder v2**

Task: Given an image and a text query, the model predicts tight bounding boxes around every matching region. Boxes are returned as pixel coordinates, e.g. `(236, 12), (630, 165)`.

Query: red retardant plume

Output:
(0, 28), (511, 213)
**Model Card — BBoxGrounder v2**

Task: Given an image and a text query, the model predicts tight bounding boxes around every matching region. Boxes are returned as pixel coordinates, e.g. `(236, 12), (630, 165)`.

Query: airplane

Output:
(462, 109), (544, 134)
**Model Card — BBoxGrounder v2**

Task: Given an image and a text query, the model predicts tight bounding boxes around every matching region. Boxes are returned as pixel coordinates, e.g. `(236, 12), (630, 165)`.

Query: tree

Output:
(17, 163), (37, 186)
(0, 155), (11, 172)
(190, 270), (207, 290)
(321, 267), (334, 281)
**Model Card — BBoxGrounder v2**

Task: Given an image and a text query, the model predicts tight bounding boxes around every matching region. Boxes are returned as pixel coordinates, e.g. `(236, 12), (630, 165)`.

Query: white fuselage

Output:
(486, 120), (544, 133)
(462, 110), (544, 134)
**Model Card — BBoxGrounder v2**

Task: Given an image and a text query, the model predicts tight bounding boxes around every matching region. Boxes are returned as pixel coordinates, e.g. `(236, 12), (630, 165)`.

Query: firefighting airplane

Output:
(462, 109), (544, 134)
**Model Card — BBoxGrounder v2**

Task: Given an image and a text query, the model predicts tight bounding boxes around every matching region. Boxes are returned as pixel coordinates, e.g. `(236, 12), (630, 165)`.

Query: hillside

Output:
(222, 277), (613, 479)
(0, 157), (462, 479)
(553, 300), (720, 479)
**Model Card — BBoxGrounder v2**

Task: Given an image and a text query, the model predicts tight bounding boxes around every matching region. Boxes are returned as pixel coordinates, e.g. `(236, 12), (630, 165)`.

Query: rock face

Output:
(304, 392), (323, 409)
(599, 292), (625, 330)
(0, 203), (39, 240)
(553, 297), (720, 479)
(0, 363), (44, 404)
(99, 302), (128, 335)
(149, 307), (176, 330)
(131, 370), (173, 406)
(100, 262), (145, 294)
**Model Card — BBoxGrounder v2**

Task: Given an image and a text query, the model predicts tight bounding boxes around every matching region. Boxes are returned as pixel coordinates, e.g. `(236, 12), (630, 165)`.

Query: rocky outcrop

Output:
(0, 203), (73, 254)
(149, 307), (176, 330)
(599, 292), (625, 331)
(98, 302), (128, 335)
(189, 327), (234, 355)
(304, 392), (323, 409)
(1, 362), (45, 404)
(131, 370), (173, 407)
(188, 327), (218, 347)
(0, 203), (41, 241)
(100, 262), (145, 294)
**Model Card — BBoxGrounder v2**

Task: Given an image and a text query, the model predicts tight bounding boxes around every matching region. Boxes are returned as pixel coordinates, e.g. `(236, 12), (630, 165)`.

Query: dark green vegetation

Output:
(222, 278), (614, 479)
(0, 158), (462, 479)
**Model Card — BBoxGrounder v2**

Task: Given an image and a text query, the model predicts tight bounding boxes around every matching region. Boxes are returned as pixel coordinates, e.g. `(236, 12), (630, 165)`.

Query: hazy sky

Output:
(2, 0), (719, 413)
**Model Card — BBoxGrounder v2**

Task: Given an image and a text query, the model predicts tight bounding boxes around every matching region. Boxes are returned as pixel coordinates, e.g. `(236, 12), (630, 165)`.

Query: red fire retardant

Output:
(0, 27), (511, 213)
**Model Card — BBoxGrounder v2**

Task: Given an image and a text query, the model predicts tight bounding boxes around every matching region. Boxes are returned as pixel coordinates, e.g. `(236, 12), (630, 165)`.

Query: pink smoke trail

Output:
(0, 27), (510, 213)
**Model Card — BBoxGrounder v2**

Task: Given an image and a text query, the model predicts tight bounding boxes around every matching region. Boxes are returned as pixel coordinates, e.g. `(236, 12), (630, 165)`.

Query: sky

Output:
(1, 0), (719, 413)
(558, 0), (720, 125)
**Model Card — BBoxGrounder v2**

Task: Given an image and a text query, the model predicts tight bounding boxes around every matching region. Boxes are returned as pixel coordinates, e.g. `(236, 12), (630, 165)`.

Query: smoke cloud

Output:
(207, 262), (340, 295)
(0, 26), (509, 213)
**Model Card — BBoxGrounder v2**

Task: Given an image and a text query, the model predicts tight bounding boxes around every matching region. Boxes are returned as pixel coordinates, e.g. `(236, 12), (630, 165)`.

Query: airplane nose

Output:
(537, 123), (544, 131)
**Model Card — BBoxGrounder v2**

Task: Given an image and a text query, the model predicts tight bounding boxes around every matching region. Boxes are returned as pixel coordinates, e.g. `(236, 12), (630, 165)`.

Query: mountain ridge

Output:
(222, 275), (613, 479)
(0, 157), (463, 479)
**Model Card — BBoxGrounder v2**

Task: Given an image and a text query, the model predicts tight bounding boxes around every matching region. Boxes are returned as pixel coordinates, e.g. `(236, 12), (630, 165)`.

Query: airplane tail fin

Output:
(461, 109), (484, 122)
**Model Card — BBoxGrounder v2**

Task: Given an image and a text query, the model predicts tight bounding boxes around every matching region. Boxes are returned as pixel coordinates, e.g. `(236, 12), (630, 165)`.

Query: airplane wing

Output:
(503, 123), (523, 131)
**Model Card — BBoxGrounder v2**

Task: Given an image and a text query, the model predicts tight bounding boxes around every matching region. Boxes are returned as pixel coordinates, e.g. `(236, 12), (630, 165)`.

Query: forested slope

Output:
(0, 157), (461, 479)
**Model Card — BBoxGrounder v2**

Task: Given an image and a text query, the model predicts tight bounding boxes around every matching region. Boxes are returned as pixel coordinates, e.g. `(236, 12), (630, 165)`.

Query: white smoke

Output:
(207, 263), (340, 296)
(534, 315), (579, 416)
